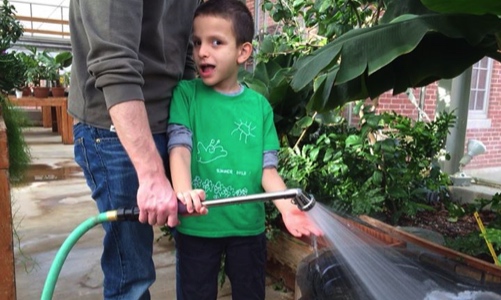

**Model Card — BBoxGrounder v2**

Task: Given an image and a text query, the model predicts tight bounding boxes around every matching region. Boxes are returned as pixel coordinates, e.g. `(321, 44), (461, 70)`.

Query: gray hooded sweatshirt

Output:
(68, 0), (198, 133)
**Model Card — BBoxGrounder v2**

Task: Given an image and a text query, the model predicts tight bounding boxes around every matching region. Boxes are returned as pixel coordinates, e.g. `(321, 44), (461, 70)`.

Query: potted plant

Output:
(20, 47), (72, 98)
(20, 47), (51, 98)
(39, 50), (72, 97)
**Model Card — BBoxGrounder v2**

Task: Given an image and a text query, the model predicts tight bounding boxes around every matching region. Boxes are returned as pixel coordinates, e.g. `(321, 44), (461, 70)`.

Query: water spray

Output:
(41, 189), (315, 300)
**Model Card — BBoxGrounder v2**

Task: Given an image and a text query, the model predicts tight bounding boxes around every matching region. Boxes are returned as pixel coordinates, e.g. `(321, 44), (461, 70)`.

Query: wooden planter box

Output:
(0, 116), (16, 300)
(266, 214), (404, 294)
(359, 216), (501, 281)
(266, 214), (501, 299)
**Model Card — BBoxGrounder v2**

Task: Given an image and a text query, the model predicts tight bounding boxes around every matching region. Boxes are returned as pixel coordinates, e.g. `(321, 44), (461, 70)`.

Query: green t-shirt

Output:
(169, 79), (279, 237)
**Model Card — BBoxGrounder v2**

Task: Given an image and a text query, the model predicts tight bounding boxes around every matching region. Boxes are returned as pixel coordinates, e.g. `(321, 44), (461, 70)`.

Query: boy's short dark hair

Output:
(194, 0), (254, 45)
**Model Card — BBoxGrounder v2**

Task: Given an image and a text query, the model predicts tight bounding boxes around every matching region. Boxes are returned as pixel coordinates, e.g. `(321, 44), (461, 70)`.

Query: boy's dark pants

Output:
(174, 231), (267, 300)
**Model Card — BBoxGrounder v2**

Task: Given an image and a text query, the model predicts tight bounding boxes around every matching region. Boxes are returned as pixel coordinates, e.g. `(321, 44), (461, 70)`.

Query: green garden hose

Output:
(40, 190), (315, 299)
(40, 208), (137, 300)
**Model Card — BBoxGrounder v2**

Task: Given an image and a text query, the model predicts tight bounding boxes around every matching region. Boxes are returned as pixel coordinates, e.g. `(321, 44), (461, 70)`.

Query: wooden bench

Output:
(7, 96), (73, 144)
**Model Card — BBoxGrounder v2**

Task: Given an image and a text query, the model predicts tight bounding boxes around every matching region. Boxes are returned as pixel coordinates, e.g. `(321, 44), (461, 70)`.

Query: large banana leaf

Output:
(291, 13), (501, 112)
(421, 0), (501, 15)
(381, 0), (434, 24)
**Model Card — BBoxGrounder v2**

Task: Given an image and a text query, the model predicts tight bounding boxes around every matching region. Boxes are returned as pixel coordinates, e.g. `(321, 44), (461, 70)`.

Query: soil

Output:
(398, 202), (497, 239)
(396, 202), (499, 263)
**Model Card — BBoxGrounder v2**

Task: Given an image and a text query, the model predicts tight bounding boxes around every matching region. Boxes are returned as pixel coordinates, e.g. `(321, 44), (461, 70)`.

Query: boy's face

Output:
(192, 15), (251, 93)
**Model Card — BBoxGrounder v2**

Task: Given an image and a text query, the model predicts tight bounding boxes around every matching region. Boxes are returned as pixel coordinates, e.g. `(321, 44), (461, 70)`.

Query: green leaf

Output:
(54, 51), (73, 68)
(372, 170), (383, 184)
(291, 13), (501, 111)
(345, 135), (362, 148)
(259, 36), (276, 54)
(324, 148), (334, 162)
(245, 79), (269, 98)
(309, 147), (320, 161)
(382, 0), (434, 24)
(336, 14), (500, 84)
(296, 116), (314, 129)
(421, 0), (501, 15)
(309, 67), (339, 111)
(291, 42), (342, 90)
(253, 62), (270, 85)
(365, 114), (381, 129)
(318, 0), (330, 13)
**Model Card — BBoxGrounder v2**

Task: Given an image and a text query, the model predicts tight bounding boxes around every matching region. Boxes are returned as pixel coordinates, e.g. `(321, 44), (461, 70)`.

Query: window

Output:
(468, 57), (492, 128)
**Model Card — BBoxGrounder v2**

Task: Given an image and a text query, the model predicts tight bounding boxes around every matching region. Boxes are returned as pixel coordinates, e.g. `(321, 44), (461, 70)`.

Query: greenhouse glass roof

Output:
(10, 0), (70, 50)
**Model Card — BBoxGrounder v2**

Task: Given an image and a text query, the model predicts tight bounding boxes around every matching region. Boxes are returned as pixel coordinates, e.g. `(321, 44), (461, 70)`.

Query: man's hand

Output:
(109, 100), (179, 227)
(137, 174), (179, 227)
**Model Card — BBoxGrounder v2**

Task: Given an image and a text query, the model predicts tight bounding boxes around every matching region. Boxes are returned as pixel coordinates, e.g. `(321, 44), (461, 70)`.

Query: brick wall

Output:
(377, 61), (501, 170)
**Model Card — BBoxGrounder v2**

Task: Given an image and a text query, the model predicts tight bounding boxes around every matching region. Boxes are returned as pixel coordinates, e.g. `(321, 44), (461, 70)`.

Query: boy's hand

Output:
(176, 189), (208, 214)
(282, 209), (323, 237)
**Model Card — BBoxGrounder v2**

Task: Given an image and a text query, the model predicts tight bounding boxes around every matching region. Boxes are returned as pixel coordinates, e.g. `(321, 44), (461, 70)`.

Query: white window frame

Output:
(467, 57), (493, 129)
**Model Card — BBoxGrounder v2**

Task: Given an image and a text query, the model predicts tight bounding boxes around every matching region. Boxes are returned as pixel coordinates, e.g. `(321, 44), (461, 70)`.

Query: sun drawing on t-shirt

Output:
(231, 120), (256, 143)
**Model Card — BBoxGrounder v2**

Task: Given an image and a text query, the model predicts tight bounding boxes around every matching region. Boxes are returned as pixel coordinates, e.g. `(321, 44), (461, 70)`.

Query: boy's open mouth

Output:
(199, 63), (215, 76)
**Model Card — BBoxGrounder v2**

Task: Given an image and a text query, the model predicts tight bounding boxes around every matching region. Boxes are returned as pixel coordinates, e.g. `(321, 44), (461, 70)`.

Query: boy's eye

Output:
(193, 40), (201, 46)
(212, 39), (221, 46)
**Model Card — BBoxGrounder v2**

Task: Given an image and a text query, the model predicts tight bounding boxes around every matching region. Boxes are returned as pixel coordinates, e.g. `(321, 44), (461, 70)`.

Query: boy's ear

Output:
(237, 42), (253, 64)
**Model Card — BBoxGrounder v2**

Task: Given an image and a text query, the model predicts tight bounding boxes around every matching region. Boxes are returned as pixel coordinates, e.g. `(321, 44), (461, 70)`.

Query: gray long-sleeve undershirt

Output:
(167, 124), (278, 169)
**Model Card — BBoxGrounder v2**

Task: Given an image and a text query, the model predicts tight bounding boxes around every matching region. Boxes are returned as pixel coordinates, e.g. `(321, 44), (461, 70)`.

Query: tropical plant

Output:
(278, 104), (456, 224)
(41, 50), (72, 87)
(290, 0), (501, 111)
(21, 47), (54, 87)
(20, 46), (72, 87)
(246, 0), (499, 225)
(245, 0), (386, 144)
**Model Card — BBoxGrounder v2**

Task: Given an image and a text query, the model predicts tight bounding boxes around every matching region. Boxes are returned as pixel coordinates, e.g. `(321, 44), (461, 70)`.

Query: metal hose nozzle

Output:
(291, 190), (316, 211)
(177, 188), (316, 214)
(117, 189), (317, 218)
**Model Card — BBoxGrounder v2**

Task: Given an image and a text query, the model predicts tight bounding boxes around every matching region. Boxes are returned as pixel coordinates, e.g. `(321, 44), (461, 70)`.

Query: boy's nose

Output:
(198, 43), (209, 58)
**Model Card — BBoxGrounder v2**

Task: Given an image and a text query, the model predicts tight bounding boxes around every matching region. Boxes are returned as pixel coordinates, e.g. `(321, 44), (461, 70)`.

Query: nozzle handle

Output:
(115, 207), (140, 221)
(178, 202), (189, 215)
(116, 203), (193, 221)
(115, 188), (315, 222)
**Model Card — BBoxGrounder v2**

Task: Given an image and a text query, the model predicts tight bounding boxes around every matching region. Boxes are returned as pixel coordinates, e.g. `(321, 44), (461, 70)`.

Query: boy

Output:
(168, 0), (322, 299)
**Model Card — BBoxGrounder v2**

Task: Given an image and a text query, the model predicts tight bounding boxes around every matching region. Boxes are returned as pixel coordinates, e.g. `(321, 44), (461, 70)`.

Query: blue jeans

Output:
(74, 123), (168, 300)
(174, 231), (267, 300)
